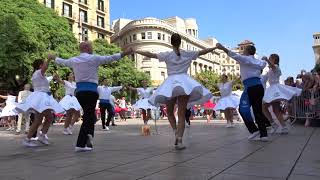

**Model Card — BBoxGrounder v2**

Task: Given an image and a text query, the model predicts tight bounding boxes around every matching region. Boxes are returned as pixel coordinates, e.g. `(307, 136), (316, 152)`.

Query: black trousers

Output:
(185, 108), (191, 125)
(99, 103), (114, 129)
(76, 91), (98, 147)
(29, 113), (37, 138)
(239, 85), (268, 137)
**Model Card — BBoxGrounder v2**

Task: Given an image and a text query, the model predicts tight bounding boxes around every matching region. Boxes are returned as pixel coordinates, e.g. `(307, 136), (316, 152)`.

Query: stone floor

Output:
(0, 119), (319, 180)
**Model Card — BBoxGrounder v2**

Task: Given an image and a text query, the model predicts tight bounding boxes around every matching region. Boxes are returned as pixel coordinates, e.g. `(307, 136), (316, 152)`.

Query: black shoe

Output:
(86, 134), (93, 148)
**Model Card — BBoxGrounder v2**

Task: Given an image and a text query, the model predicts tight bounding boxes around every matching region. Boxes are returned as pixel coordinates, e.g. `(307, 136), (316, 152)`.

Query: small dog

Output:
(141, 125), (151, 136)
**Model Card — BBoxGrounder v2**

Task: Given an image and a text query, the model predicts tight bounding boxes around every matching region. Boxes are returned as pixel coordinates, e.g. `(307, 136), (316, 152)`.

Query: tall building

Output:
(111, 17), (240, 85)
(39, 0), (113, 42)
(313, 32), (320, 64)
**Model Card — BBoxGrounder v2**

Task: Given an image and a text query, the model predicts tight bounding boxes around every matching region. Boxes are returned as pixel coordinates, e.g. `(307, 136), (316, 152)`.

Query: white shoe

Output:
(280, 127), (289, 134)
(230, 123), (235, 127)
(38, 134), (50, 145)
(75, 146), (93, 152)
(259, 136), (269, 142)
(30, 137), (38, 141)
(39, 131), (49, 140)
(63, 128), (69, 135)
(186, 124), (190, 128)
(102, 127), (110, 131)
(226, 123), (232, 128)
(248, 131), (260, 140)
(22, 138), (39, 147)
(67, 127), (73, 135)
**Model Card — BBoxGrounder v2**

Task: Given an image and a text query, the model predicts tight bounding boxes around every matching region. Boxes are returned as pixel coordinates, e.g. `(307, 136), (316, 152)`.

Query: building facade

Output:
(39, 0), (113, 42)
(111, 17), (240, 85)
(313, 33), (320, 64)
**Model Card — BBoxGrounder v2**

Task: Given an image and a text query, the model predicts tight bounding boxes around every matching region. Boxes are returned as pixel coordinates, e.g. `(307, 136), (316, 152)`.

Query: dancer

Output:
(216, 43), (269, 141)
(16, 59), (64, 147)
(203, 98), (215, 123)
(185, 108), (192, 127)
(51, 41), (132, 152)
(16, 84), (32, 134)
(261, 54), (302, 134)
(118, 97), (128, 121)
(0, 92), (18, 131)
(135, 33), (214, 150)
(109, 94), (117, 126)
(232, 85), (244, 122)
(97, 78), (122, 131)
(214, 75), (239, 127)
(54, 72), (81, 135)
(129, 80), (156, 125)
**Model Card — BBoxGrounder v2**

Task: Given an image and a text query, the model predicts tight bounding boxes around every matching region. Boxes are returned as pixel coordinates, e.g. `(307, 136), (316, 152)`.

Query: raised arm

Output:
(53, 73), (65, 85)
(198, 47), (216, 56)
(0, 95), (8, 99)
(262, 56), (277, 70)
(95, 48), (133, 65)
(135, 50), (157, 59)
(48, 54), (73, 68)
(110, 86), (123, 93)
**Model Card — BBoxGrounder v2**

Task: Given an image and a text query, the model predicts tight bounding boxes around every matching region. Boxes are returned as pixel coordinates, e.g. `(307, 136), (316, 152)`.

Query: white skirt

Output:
(59, 95), (81, 111)
(148, 74), (213, 108)
(0, 104), (18, 117)
(214, 95), (240, 110)
(16, 91), (64, 114)
(263, 84), (302, 103)
(133, 98), (157, 110)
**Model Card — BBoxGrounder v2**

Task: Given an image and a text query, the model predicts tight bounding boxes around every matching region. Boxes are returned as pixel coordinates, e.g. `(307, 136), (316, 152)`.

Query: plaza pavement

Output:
(0, 118), (319, 180)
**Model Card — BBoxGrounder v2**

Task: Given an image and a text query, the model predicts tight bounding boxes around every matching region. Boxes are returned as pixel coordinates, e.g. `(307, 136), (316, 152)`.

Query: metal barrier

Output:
(289, 89), (320, 126)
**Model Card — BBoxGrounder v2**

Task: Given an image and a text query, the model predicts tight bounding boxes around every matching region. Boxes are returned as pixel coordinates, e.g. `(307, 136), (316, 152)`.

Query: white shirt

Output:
(137, 87), (154, 99)
(32, 70), (50, 92)
(218, 82), (233, 97)
(119, 99), (126, 108)
(64, 81), (76, 96)
(98, 86), (122, 100)
(55, 53), (122, 84)
(18, 90), (32, 103)
(228, 51), (266, 81)
(266, 65), (281, 85)
(232, 90), (243, 97)
(5, 96), (16, 106)
(157, 50), (198, 75)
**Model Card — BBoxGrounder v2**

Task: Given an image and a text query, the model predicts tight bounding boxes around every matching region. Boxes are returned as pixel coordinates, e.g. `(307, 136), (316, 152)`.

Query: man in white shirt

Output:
(50, 41), (132, 152)
(216, 43), (269, 141)
(16, 84), (32, 134)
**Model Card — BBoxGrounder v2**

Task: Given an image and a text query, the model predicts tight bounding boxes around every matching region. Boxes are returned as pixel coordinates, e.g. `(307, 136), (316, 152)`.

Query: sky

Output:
(110, 0), (320, 78)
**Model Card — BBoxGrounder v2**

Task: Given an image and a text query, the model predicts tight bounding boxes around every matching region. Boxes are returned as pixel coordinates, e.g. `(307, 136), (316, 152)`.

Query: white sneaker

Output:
(103, 127), (110, 131)
(30, 137), (38, 141)
(75, 146), (93, 152)
(259, 136), (269, 142)
(39, 131), (49, 140)
(67, 127), (73, 135)
(22, 138), (39, 147)
(226, 123), (232, 128)
(269, 122), (279, 134)
(38, 134), (50, 145)
(280, 127), (289, 134)
(186, 124), (190, 128)
(248, 131), (260, 140)
(63, 128), (69, 135)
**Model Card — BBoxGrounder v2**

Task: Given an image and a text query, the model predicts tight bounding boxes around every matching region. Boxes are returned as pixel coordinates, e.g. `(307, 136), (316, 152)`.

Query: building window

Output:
(44, 0), (54, 9)
(81, 27), (88, 41)
(62, 2), (72, 17)
(97, 16), (104, 28)
(97, 0), (104, 11)
(147, 32), (152, 39)
(69, 23), (73, 31)
(161, 72), (165, 80)
(162, 34), (165, 40)
(129, 36), (132, 43)
(133, 34), (137, 41)
(79, 9), (88, 23)
(141, 32), (146, 39)
(98, 33), (105, 39)
(79, 0), (88, 4)
(157, 33), (161, 40)
(145, 71), (150, 76)
(168, 36), (171, 43)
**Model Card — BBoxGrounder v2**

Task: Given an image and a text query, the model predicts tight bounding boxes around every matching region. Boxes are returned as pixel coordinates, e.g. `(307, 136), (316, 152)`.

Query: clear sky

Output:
(110, 0), (320, 78)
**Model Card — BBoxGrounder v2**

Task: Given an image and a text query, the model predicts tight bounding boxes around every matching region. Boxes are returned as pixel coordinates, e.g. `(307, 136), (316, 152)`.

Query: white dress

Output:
(132, 88), (157, 110)
(0, 96), (18, 117)
(149, 50), (212, 108)
(16, 70), (64, 113)
(59, 81), (81, 111)
(214, 82), (240, 110)
(263, 65), (302, 103)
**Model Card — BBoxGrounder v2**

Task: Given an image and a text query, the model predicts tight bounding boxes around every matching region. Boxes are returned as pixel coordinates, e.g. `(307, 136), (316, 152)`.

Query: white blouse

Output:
(137, 87), (154, 99)
(64, 81), (76, 96)
(32, 70), (50, 92)
(218, 82), (233, 97)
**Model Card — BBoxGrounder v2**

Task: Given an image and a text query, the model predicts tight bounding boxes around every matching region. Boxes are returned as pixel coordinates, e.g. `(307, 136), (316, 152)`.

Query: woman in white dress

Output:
(214, 75), (240, 127)
(16, 59), (64, 147)
(0, 92), (18, 131)
(129, 80), (156, 125)
(55, 72), (81, 135)
(134, 33), (214, 150)
(262, 54), (302, 134)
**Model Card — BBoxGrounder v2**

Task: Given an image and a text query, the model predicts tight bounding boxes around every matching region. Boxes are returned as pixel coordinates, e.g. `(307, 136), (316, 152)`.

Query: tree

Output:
(0, 0), (78, 92)
(93, 39), (151, 102)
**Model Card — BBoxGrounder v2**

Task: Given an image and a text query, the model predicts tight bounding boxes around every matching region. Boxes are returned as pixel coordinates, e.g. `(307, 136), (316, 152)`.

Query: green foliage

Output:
(194, 71), (243, 95)
(0, 0), (78, 91)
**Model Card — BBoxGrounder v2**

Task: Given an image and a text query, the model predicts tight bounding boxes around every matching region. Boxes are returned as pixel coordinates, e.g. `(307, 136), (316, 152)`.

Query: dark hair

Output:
(221, 74), (228, 80)
(288, 76), (294, 81)
(245, 45), (256, 55)
(171, 33), (181, 56)
(65, 71), (73, 80)
(32, 59), (44, 73)
(235, 85), (241, 90)
(270, 54), (280, 65)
